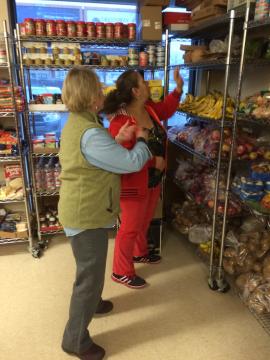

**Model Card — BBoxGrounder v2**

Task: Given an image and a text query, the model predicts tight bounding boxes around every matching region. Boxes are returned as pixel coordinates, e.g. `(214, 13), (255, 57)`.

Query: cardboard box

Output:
(175, 0), (201, 10)
(192, 5), (227, 21)
(138, 6), (163, 41)
(138, 0), (169, 6)
(168, 23), (190, 31)
(163, 12), (191, 25)
(0, 230), (28, 239)
(202, 0), (227, 7)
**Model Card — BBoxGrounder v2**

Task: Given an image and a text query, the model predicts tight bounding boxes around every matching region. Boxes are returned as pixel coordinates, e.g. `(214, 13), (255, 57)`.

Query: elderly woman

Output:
(59, 66), (151, 360)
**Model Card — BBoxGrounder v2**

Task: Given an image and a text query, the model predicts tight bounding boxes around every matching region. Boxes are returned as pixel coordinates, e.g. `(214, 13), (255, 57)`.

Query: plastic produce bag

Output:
(248, 283), (270, 314)
(225, 230), (240, 247)
(188, 224), (212, 244)
(235, 272), (264, 301)
(240, 216), (266, 233)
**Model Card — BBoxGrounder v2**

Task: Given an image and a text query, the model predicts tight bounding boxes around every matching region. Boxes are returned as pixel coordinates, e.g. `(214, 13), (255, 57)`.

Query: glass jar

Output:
(20, 23), (26, 37)
(105, 23), (114, 39)
(139, 51), (148, 67)
(45, 58), (53, 66)
(54, 163), (61, 188)
(56, 20), (67, 36)
(76, 21), (86, 37)
(114, 22), (124, 40)
(96, 22), (105, 39)
(86, 22), (96, 39)
(32, 139), (44, 150)
(128, 23), (136, 41)
(46, 20), (56, 36)
(35, 19), (46, 36)
(67, 21), (76, 37)
(0, 48), (7, 64)
(24, 18), (35, 36)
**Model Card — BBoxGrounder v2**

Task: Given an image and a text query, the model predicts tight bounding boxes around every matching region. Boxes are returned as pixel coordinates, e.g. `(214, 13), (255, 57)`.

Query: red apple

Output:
(217, 204), (225, 214)
(211, 130), (221, 141)
(237, 144), (246, 156)
(245, 143), (254, 153)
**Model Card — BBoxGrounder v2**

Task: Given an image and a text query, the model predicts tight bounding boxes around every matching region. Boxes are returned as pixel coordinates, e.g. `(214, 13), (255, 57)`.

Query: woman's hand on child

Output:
(116, 121), (137, 143)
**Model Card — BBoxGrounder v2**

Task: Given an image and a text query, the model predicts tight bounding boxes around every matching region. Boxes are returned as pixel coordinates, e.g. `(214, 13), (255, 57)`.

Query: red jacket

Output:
(108, 89), (180, 197)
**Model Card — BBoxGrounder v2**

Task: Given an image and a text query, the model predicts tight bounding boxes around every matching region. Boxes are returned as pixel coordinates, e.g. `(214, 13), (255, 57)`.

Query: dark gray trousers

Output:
(62, 228), (108, 355)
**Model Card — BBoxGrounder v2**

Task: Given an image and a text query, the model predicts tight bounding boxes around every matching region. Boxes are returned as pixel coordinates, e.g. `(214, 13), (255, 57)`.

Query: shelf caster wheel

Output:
(38, 240), (49, 250)
(32, 247), (42, 258)
(208, 278), (218, 291)
(216, 278), (230, 293)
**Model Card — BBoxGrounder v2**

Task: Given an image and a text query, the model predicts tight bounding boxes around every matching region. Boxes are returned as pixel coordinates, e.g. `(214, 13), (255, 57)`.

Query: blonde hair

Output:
(62, 66), (101, 112)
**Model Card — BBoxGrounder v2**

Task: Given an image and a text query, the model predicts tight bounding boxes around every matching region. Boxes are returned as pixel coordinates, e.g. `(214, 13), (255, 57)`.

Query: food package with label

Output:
(0, 165), (23, 201)
(147, 79), (163, 102)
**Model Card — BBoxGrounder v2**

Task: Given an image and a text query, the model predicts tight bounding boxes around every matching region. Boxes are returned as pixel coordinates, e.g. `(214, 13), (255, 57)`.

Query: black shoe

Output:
(95, 299), (113, 315)
(133, 254), (161, 264)
(62, 342), (105, 360)
(111, 273), (146, 289)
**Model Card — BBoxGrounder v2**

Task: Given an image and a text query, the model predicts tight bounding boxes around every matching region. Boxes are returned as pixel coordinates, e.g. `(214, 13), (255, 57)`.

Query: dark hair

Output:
(102, 70), (139, 114)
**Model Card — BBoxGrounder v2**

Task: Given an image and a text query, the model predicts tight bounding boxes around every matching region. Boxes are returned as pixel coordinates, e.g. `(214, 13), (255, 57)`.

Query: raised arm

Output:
(147, 67), (184, 121)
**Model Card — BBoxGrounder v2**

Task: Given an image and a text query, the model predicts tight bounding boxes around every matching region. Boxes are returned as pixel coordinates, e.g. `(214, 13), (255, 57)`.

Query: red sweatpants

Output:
(113, 185), (161, 276)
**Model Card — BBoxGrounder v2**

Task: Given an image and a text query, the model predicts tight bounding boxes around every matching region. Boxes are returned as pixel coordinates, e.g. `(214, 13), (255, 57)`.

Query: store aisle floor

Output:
(1, 229), (270, 360)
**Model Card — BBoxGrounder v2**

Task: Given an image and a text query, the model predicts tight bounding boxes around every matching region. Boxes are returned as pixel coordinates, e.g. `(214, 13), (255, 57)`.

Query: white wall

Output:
(198, 65), (270, 99)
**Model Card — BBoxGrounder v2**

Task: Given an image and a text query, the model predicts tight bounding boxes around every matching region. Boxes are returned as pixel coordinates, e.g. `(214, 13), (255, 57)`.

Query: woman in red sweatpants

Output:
(103, 68), (183, 289)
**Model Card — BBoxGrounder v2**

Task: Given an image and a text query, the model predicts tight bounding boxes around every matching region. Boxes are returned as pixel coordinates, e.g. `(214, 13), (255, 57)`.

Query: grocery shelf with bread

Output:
(0, 21), (36, 255)
(164, 0), (270, 334)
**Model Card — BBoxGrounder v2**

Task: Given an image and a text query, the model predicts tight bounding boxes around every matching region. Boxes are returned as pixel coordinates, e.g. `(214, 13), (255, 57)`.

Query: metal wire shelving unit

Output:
(0, 21), (35, 256)
(170, 1), (270, 335)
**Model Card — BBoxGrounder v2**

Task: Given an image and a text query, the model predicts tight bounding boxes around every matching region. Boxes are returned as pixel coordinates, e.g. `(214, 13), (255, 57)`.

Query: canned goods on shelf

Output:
(76, 21), (86, 37)
(105, 23), (114, 39)
(0, 48), (7, 64)
(56, 20), (67, 36)
(45, 139), (56, 149)
(128, 23), (136, 41)
(129, 53), (139, 60)
(32, 139), (44, 150)
(67, 21), (77, 37)
(20, 23), (26, 36)
(24, 18), (35, 36)
(35, 19), (46, 36)
(86, 22), (96, 39)
(96, 22), (105, 39)
(128, 60), (139, 66)
(139, 51), (148, 67)
(114, 22), (124, 39)
(46, 20), (56, 36)
(128, 47), (138, 55)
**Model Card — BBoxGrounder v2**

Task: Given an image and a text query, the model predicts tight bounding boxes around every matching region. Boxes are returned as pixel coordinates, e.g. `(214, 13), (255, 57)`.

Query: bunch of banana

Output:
(179, 92), (235, 120)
